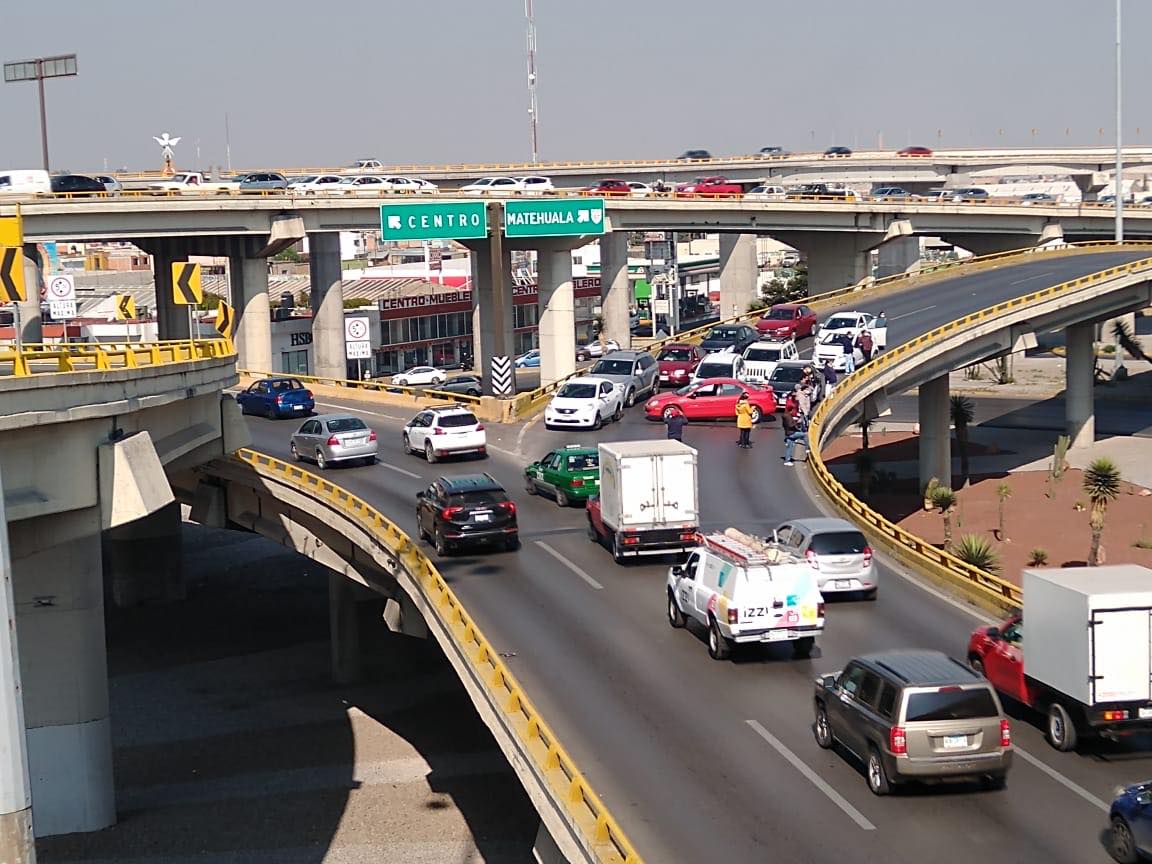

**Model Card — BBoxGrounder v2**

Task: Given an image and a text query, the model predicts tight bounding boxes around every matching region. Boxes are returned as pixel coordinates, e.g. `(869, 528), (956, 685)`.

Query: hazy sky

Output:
(2, 1), (1149, 173)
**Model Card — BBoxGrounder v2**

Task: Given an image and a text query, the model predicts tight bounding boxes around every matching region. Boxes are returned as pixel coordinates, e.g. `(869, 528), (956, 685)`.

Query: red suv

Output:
(756, 303), (818, 339)
(897, 146), (933, 157)
(676, 177), (743, 197)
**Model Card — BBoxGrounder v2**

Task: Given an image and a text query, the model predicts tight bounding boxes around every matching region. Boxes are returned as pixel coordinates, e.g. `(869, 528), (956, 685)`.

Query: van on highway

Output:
(0, 169), (51, 195)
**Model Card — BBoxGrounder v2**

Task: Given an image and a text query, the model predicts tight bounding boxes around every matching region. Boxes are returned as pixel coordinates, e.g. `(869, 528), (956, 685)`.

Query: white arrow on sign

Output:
(386, 215), (402, 230)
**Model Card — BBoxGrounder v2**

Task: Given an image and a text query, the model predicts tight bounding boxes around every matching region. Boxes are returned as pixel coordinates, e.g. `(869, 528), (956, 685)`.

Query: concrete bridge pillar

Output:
(468, 241), (515, 395)
(918, 374), (952, 492)
(229, 239), (272, 374)
(102, 501), (184, 607)
(875, 235), (921, 279)
(536, 243), (577, 387)
(1065, 321), (1096, 449)
(719, 233), (758, 318)
(781, 232), (872, 296)
(598, 231), (632, 349)
(11, 507), (115, 838)
(940, 234), (1039, 258)
(329, 574), (363, 685)
(147, 238), (192, 341)
(16, 243), (43, 345)
(308, 233), (345, 380)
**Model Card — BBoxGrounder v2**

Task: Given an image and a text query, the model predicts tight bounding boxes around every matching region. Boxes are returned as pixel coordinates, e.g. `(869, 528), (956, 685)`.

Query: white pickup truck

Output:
(145, 172), (237, 194)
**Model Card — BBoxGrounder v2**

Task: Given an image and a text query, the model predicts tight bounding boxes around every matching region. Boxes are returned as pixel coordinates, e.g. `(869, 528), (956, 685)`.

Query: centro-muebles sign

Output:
(378, 279), (602, 320)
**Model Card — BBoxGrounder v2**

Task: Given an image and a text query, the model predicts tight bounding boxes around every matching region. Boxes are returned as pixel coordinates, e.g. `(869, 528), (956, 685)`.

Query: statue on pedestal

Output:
(153, 132), (181, 175)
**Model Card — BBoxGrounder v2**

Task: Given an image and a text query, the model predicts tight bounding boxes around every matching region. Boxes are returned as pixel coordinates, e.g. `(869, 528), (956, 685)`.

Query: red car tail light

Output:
(889, 726), (907, 755)
(498, 501), (517, 516)
(326, 435), (340, 446)
(1000, 718), (1012, 748)
(475, 423), (485, 431)
(368, 431), (377, 442)
(440, 506), (464, 520)
(432, 427), (445, 435)
(304, 390), (313, 399)
(805, 549), (820, 570)
(727, 607), (739, 624)
(817, 602), (826, 619)
(863, 546), (873, 566)
(571, 478), (584, 487)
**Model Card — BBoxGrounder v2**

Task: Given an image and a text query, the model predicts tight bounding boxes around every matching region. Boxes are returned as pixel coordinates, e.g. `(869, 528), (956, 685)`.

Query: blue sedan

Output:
(1110, 781), (1152, 863)
(515, 349), (541, 368)
(236, 377), (315, 418)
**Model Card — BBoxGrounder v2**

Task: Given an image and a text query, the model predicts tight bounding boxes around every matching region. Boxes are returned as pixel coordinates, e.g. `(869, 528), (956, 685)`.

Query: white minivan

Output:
(0, 170), (51, 196)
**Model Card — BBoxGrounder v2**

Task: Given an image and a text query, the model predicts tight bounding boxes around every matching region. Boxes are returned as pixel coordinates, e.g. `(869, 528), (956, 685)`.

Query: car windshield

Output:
(708, 328), (739, 340)
(771, 367), (804, 384)
(438, 413), (478, 428)
(592, 359), (633, 376)
(905, 688), (999, 722)
(327, 418), (368, 433)
(696, 362), (732, 378)
(809, 531), (868, 555)
(658, 348), (693, 361)
(745, 347), (782, 361)
(766, 309), (794, 320)
(566, 454), (598, 471)
(825, 317), (857, 330)
(558, 383), (598, 399)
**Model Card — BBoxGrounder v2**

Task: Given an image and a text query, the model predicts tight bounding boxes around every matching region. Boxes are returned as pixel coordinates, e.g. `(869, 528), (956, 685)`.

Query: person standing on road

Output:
(735, 392), (755, 449)
(781, 406), (807, 466)
(822, 358), (838, 396)
(856, 329), (875, 363)
(664, 405), (687, 441)
(795, 383), (812, 419)
(838, 332), (856, 374)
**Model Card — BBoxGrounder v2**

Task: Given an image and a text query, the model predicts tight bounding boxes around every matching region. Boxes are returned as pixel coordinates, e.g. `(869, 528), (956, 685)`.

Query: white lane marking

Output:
(889, 305), (937, 321)
(1013, 745), (1109, 813)
(1009, 271), (1054, 286)
(533, 540), (603, 590)
(883, 565), (997, 625)
(745, 719), (876, 831)
(381, 463), (422, 480)
(516, 410), (544, 458)
(315, 401), (409, 421)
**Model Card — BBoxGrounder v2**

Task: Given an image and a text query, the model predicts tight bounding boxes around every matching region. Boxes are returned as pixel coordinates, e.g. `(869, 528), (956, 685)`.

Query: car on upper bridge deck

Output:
(677, 149), (713, 161)
(823, 146), (853, 158)
(460, 176), (524, 195)
(237, 172), (288, 192)
(897, 146), (933, 157)
(871, 186), (913, 200)
(675, 176), (744, 197)
(289, 174), (345, 194)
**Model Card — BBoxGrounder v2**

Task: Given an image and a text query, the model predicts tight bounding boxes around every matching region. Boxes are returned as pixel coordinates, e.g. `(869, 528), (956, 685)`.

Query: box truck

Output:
(967, 565), (1152, 751)
(586, 439), (699, 563)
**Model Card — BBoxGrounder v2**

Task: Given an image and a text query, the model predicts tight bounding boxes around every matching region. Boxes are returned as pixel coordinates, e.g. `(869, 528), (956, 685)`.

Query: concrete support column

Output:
(784, 233), (871, 296)
(718, 233), (758, 319)
(229, 240), (272, 374)
(102, 500), (184, 608)
(1066, 321), (1096, 449)
(536, 244), (576, 387)
(468, 241), (514, 395)
(875, 235), (920, 279)
(11, 508), (114, 837)
(941, 234), (1038, 258)
(150, 239), (191, 341)
(599, 231), (631, 349)
(329, 574), (362, 685)
(16, 243), (43, 345)
(308, 233), (345, 380)
(918, 374), (952, 492)
(0, 467), (34, 863)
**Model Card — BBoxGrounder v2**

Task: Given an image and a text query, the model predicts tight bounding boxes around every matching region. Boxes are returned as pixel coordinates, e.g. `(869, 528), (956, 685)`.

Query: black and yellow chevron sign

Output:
(0, 246), (26, 303)
(115, 294), (137, 320)
(171, 262), (203, 305)
(215, 301), (234, 340)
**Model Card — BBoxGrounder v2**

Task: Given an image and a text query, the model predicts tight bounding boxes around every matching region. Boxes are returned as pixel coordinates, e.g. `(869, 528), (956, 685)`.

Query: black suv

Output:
(416, 474), (519, 556)
(699, 324), (758, 354)
(50, 174), (106, 196)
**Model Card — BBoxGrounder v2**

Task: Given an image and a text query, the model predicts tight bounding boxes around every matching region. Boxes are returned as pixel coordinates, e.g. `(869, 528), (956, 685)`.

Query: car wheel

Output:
(395, 378), (407, 387)
(402, 434), (412, 454)
(1047, 702), (1078, 751)
(434, 529), (449, 556)
(707, 619), (731, 661)
(969, 656), (985, 676)
(613, 402), (623, 421)
(290, 442), (301, 462)
(555, 488), (569, 507)
(361, 456), (376, 466)
(1110, 815), (1140, 864)
(662, 406), (679, 421)
(424, 442), (438, 464)
(814, 705), (834, 749)
(431, 377), (443, 385)
(667, 591), (686, 628)
(504, 535), (521, 551)
(793, 636), (815, 659)
(611, 535), (627, 564)
(265, 404), (276, 419)
(525, 477), (537, 495)
(468, 388), (481, 397)
(625, 388), (636, 407)
(860, 587), (878, 601)
(980, 773), (1007, 791)
(417, 517), (430, 542)
(315, 450), (327, 470)
(866, 748), (891, 795)
(592, 412), (603, 431)
(749, 406), (763, 424)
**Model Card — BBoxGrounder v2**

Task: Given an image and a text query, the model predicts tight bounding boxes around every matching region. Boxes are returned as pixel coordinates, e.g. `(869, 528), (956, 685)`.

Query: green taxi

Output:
(524, 445), (600, 507)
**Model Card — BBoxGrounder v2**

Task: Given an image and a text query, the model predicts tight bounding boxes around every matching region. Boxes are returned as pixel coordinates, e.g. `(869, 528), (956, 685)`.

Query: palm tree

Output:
(859, 415), (873, 453)
(1112, 319), (1150, 363)
(930, 485), (959, 551)
(1082, 458), (1122, 566)
(950, 395), (975, 487)
(996, 482), (1012, 541)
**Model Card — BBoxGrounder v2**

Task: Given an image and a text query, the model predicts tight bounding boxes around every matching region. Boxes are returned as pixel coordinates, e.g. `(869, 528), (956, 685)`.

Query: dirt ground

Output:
(830, 432), (1152, 584)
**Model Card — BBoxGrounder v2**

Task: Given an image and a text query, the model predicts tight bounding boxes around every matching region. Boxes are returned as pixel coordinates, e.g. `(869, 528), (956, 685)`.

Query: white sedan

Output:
(575, 339), (621, 361)
(627, 181), (652, 197)
(289, 174), (345, 194)
(333, 175), (391, 195)
(392, 365), (446, 387)
(460, 177), (524, 195)
(519, 175), (555, 195)
(544, 377), (625, 431)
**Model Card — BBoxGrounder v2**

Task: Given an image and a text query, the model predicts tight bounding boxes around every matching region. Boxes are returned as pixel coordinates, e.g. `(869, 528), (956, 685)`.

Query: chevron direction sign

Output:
(114, 294), (137, 320)
(171, 262), (203, 305)
(0, 247), (25, 303)
(215, 301), (234, 340)
(490, 355), (513, 397)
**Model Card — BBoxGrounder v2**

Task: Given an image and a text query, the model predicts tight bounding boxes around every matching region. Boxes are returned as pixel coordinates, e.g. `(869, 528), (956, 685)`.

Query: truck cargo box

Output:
(597, 440), (698, 531)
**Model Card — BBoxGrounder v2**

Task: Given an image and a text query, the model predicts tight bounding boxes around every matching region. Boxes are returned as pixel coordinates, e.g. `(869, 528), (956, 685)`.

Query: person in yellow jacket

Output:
(735, 392), (755, 449)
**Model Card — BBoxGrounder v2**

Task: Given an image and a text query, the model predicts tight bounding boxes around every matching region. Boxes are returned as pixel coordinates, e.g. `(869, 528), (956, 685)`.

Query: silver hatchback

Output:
(586, 351), (660, 407)
(290, 413), (377, 469)
(774, 517), (877, 599)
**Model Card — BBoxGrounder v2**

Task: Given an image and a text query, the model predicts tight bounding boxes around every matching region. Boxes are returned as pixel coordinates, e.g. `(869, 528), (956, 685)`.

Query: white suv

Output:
(402, 406), (487, 463)
(741, 339), (799, 383)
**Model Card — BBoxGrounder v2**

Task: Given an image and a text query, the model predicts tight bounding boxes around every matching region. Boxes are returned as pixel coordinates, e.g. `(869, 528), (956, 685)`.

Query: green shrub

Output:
(953, 534), (1000, 573)
(1027, 548), (1049, 567)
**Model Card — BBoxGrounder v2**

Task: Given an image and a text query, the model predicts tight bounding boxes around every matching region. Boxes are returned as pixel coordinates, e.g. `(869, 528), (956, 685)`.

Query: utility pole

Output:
(525, 0), (539, 163)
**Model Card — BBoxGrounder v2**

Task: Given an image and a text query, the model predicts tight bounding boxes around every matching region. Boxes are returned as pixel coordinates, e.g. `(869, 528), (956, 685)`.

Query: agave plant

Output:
(930, 485), (959, 551)
(954, 534), (1000, 573)
(1082, 457), (1122, 566)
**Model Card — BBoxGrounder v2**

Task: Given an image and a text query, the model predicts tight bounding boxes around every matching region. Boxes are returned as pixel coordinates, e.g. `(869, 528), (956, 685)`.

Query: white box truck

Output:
(967, 565), (1152, 751)
(586, 439), (699, 563)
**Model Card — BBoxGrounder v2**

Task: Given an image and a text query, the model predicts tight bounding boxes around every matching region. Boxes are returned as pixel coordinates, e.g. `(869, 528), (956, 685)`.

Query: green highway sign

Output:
(504, 198), (606, 238)
(380, 202), (488, 241)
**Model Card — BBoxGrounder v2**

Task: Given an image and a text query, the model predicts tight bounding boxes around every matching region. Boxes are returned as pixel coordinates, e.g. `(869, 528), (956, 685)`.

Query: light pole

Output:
(1115, 0), (1124, 244)
(3, 53), (78, 171)
(525, 0), (539, 163)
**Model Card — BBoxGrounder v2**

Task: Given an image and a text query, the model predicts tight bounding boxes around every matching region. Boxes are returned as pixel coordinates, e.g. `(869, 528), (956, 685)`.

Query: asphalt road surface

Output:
(243, 250), (1152, 864)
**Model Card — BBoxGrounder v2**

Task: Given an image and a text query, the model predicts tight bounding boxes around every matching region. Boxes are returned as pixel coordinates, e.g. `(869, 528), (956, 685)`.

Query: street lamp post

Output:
(3, 53), (78, 172)
(1115, 0), (1124, 244)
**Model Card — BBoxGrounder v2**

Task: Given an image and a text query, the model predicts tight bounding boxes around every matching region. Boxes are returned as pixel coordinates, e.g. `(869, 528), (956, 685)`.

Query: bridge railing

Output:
(237, 369), (482, 406)
(231, 448), (642, 864)
(0, 338), (233, 377)
(804, 246), (1152, 611)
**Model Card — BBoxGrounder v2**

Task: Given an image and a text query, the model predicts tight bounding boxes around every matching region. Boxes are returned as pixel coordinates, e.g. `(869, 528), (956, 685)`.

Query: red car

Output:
(655, 343), (706, 388)
(675, 176), (743, 197)
(644, 378), (776, 423)
(590, 178), (630, 196)
(896, 146), (933, 157)
(756, 303), (818, 339)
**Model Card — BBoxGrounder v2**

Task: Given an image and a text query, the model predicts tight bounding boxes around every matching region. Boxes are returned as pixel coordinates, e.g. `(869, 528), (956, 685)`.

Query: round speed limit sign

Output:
(345, 318), (369, 341)
(48, 275), (75, 301)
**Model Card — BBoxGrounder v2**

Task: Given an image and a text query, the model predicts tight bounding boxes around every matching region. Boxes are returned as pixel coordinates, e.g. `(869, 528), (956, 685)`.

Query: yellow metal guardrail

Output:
(0, 338), (233, 377)
(805, 243), (1152, 611)
(238, 369), (481, 405)
(232, 448), (641, 864)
